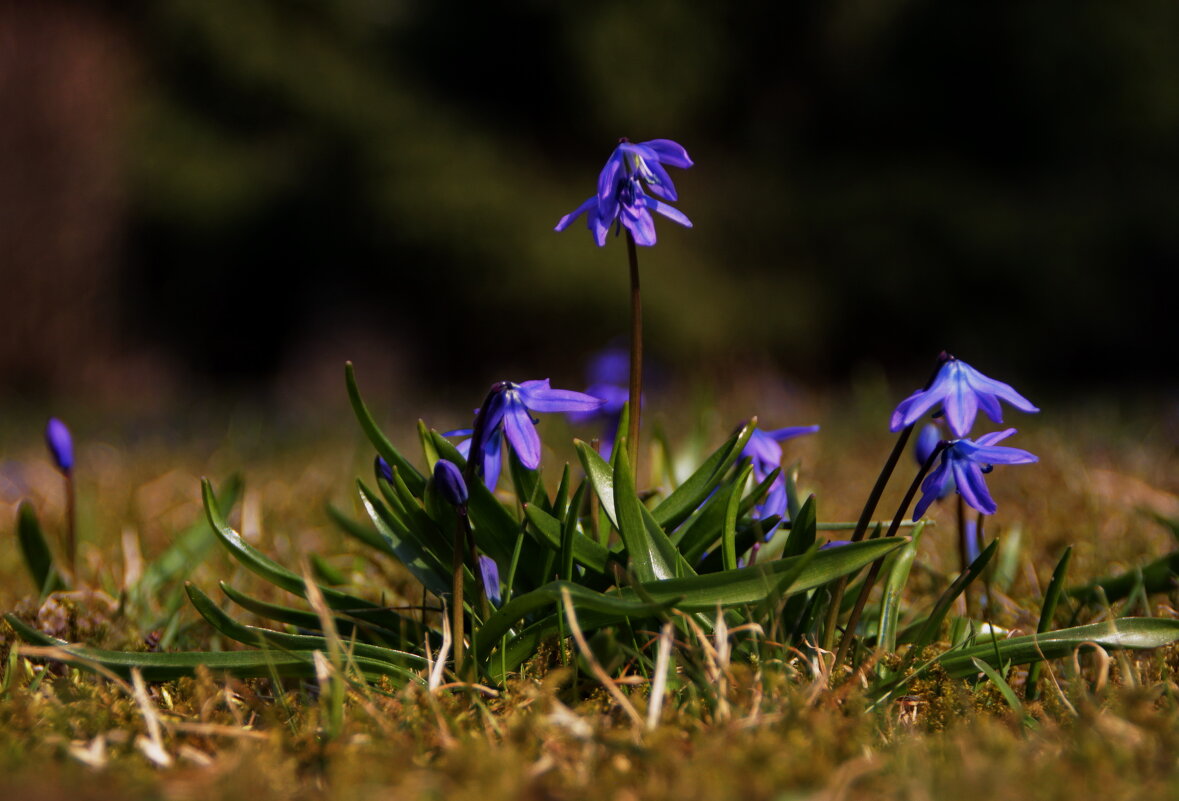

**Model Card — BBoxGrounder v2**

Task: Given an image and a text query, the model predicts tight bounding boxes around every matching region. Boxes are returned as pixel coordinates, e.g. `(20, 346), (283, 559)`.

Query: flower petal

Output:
(623, 205), (658, 246)
(482, 432), (502, 490)
(644, 195), (693, 228)
(519, 385), (605, 414)
(961, 362), (1039, 414)
(555, 196), (596, 232)
(952, 459), (997, 515)
(503, 401), (542, 469)
(640, 139), (694, 169)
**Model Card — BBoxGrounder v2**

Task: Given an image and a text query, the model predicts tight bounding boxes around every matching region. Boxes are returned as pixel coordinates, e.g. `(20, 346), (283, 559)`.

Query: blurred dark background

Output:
(4, 0), (1179, 411)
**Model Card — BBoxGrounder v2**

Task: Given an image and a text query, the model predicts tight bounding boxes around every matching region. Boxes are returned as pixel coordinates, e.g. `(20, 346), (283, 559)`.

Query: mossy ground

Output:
(1, 392), (1176, 800)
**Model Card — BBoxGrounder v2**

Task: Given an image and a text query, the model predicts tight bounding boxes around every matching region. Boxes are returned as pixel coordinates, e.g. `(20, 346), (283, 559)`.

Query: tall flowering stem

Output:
(626, 232), (643, 470)
(834, 441), (947, 669)
(821, 353), (950, 653)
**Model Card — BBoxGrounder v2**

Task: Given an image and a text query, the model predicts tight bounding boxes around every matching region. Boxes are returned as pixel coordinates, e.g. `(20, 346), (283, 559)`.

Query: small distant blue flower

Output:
(375, 455), (394, 483)
(742, 424), (820, 529)
(891, 357), (1039, 438)
(478, 555), (502, 606)
(45, 418), (73, 474)
(555, 138), (693, 246)
(451, 380), (605, 490)
(913, 429), (1038, 520)
(433, 459), (468, 510)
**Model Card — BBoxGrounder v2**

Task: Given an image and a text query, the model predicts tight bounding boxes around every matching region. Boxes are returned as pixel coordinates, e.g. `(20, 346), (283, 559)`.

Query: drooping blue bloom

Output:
(891, 356), (1039, 438)
(555, 138), (693, 246)
(741, 424), (820, 530)
(478, 555), (501, 606)
(433, 459), (468, 510)
(912, 429), (1038, 520)
(45, 418), (73, 474)
(450, 380), (605, 490)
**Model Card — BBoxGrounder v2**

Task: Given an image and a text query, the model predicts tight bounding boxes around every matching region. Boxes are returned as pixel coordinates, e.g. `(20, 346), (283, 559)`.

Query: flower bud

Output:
(45, 418), (74, 474)
(914, 423), (942, 466)
(433, 459), (468, 509)
(374, 456), (393, 483)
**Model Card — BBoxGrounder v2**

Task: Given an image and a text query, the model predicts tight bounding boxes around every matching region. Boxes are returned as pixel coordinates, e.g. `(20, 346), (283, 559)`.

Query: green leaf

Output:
(575, 440), (620, 531)
(782, 495), (817, 559)
(650, 421), (756, 530)
(721, 464), (752, 571)
(345, 361), (426, 495)
(938, 618), (1179, 678)
(970, 657), (1023, 714)
(879, 522), (925, 654)
(523, 503), (612, 575)
(613, 444), (683, 581)
(6, 613), (410, 683)
(218, 582), (407, 647)
(16, 502), (67, 597)
(1066, 549), (1179, 605)
(474, 581), (679, 656)
(675, 470), (745, 563)
(631, 538), (904, 612)
(202, 479), (413, 632)
(1027, 546), (1073, 700)
(186, 584), (425, 673)
(356, 482), (451, 595)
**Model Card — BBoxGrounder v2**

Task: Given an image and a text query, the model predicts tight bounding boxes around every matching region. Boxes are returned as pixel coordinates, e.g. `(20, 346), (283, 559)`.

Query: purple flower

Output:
(914, 423), (954, 501)
(433, 459), (468, 510)
(45, 418), (73, 474)
(891, 357), (1039, 438)
(478, 555), (501, 606)
(375, 455), (394, 483)
(451, 380), (605, 490)
(912, 429), (1038, 520)
(741, 424), (820, 528)
(555, 138), (693, 246)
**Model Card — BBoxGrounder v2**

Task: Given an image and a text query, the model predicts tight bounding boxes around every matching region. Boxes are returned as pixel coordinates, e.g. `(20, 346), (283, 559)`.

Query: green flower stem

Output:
(834, 441), (946, 669)
(821, 425), (913, 653)
(451, 516), (466, 676)
(65, 472), (77, 582)
(626, 231), (643, 475)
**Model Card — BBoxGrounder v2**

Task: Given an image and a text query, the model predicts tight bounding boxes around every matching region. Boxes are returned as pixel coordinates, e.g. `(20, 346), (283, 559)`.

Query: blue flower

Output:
(555, 138), (693, 246)
(451, 380), (605, 490)
(432, 459), (469, 510)
(45, 418), (73, 474)
(891, 357), (1039, 438)
(478, 555), (502, 606)
(741, 424), (820, 528)
(913, 429), (1038, 520)
(914, 423), (954, 501)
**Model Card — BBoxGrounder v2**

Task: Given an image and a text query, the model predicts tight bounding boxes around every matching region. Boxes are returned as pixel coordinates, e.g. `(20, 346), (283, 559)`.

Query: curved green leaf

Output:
(16, 502), (67, 597)
(651, 421), (756, 530)
(345, 361), (426, 495)
(938, 618), (1179, 678)
(186, 584), (426, 675)
(6, 613), (410, 682)
(1066, 549), (1179, 605)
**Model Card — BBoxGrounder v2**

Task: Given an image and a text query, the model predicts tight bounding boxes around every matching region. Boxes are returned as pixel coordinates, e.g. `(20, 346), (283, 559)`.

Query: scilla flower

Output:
(742, 424), (820, 528)
(913, 429), (1038, 520)
(555, 138), (693, 246)
(45, 418), (74, 475)
(891, 356), (1039, 438)
(451, 380), (604, 490)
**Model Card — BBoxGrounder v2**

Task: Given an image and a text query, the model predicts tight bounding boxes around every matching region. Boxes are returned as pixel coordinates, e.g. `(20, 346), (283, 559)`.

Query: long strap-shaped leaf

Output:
(218, 582), (408, 647)
(5, 613), (408, 682)
(16, 502), (68, 598)
(185, 584), (426, 678)
(937, 617), (1179, 678)
(650, 421), (756, 530)
(202, 479), (411, 631)
(345, 361), (426, 495)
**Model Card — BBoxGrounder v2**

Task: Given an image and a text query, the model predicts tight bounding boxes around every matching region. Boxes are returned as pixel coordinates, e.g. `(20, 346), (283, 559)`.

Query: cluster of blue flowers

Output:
(555, 138), (694, 246)
(892, 356), (1039, 519)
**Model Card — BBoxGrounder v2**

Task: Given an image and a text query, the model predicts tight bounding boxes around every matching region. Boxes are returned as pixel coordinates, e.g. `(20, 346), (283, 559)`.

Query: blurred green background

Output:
(4, 0), (1179, 410)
